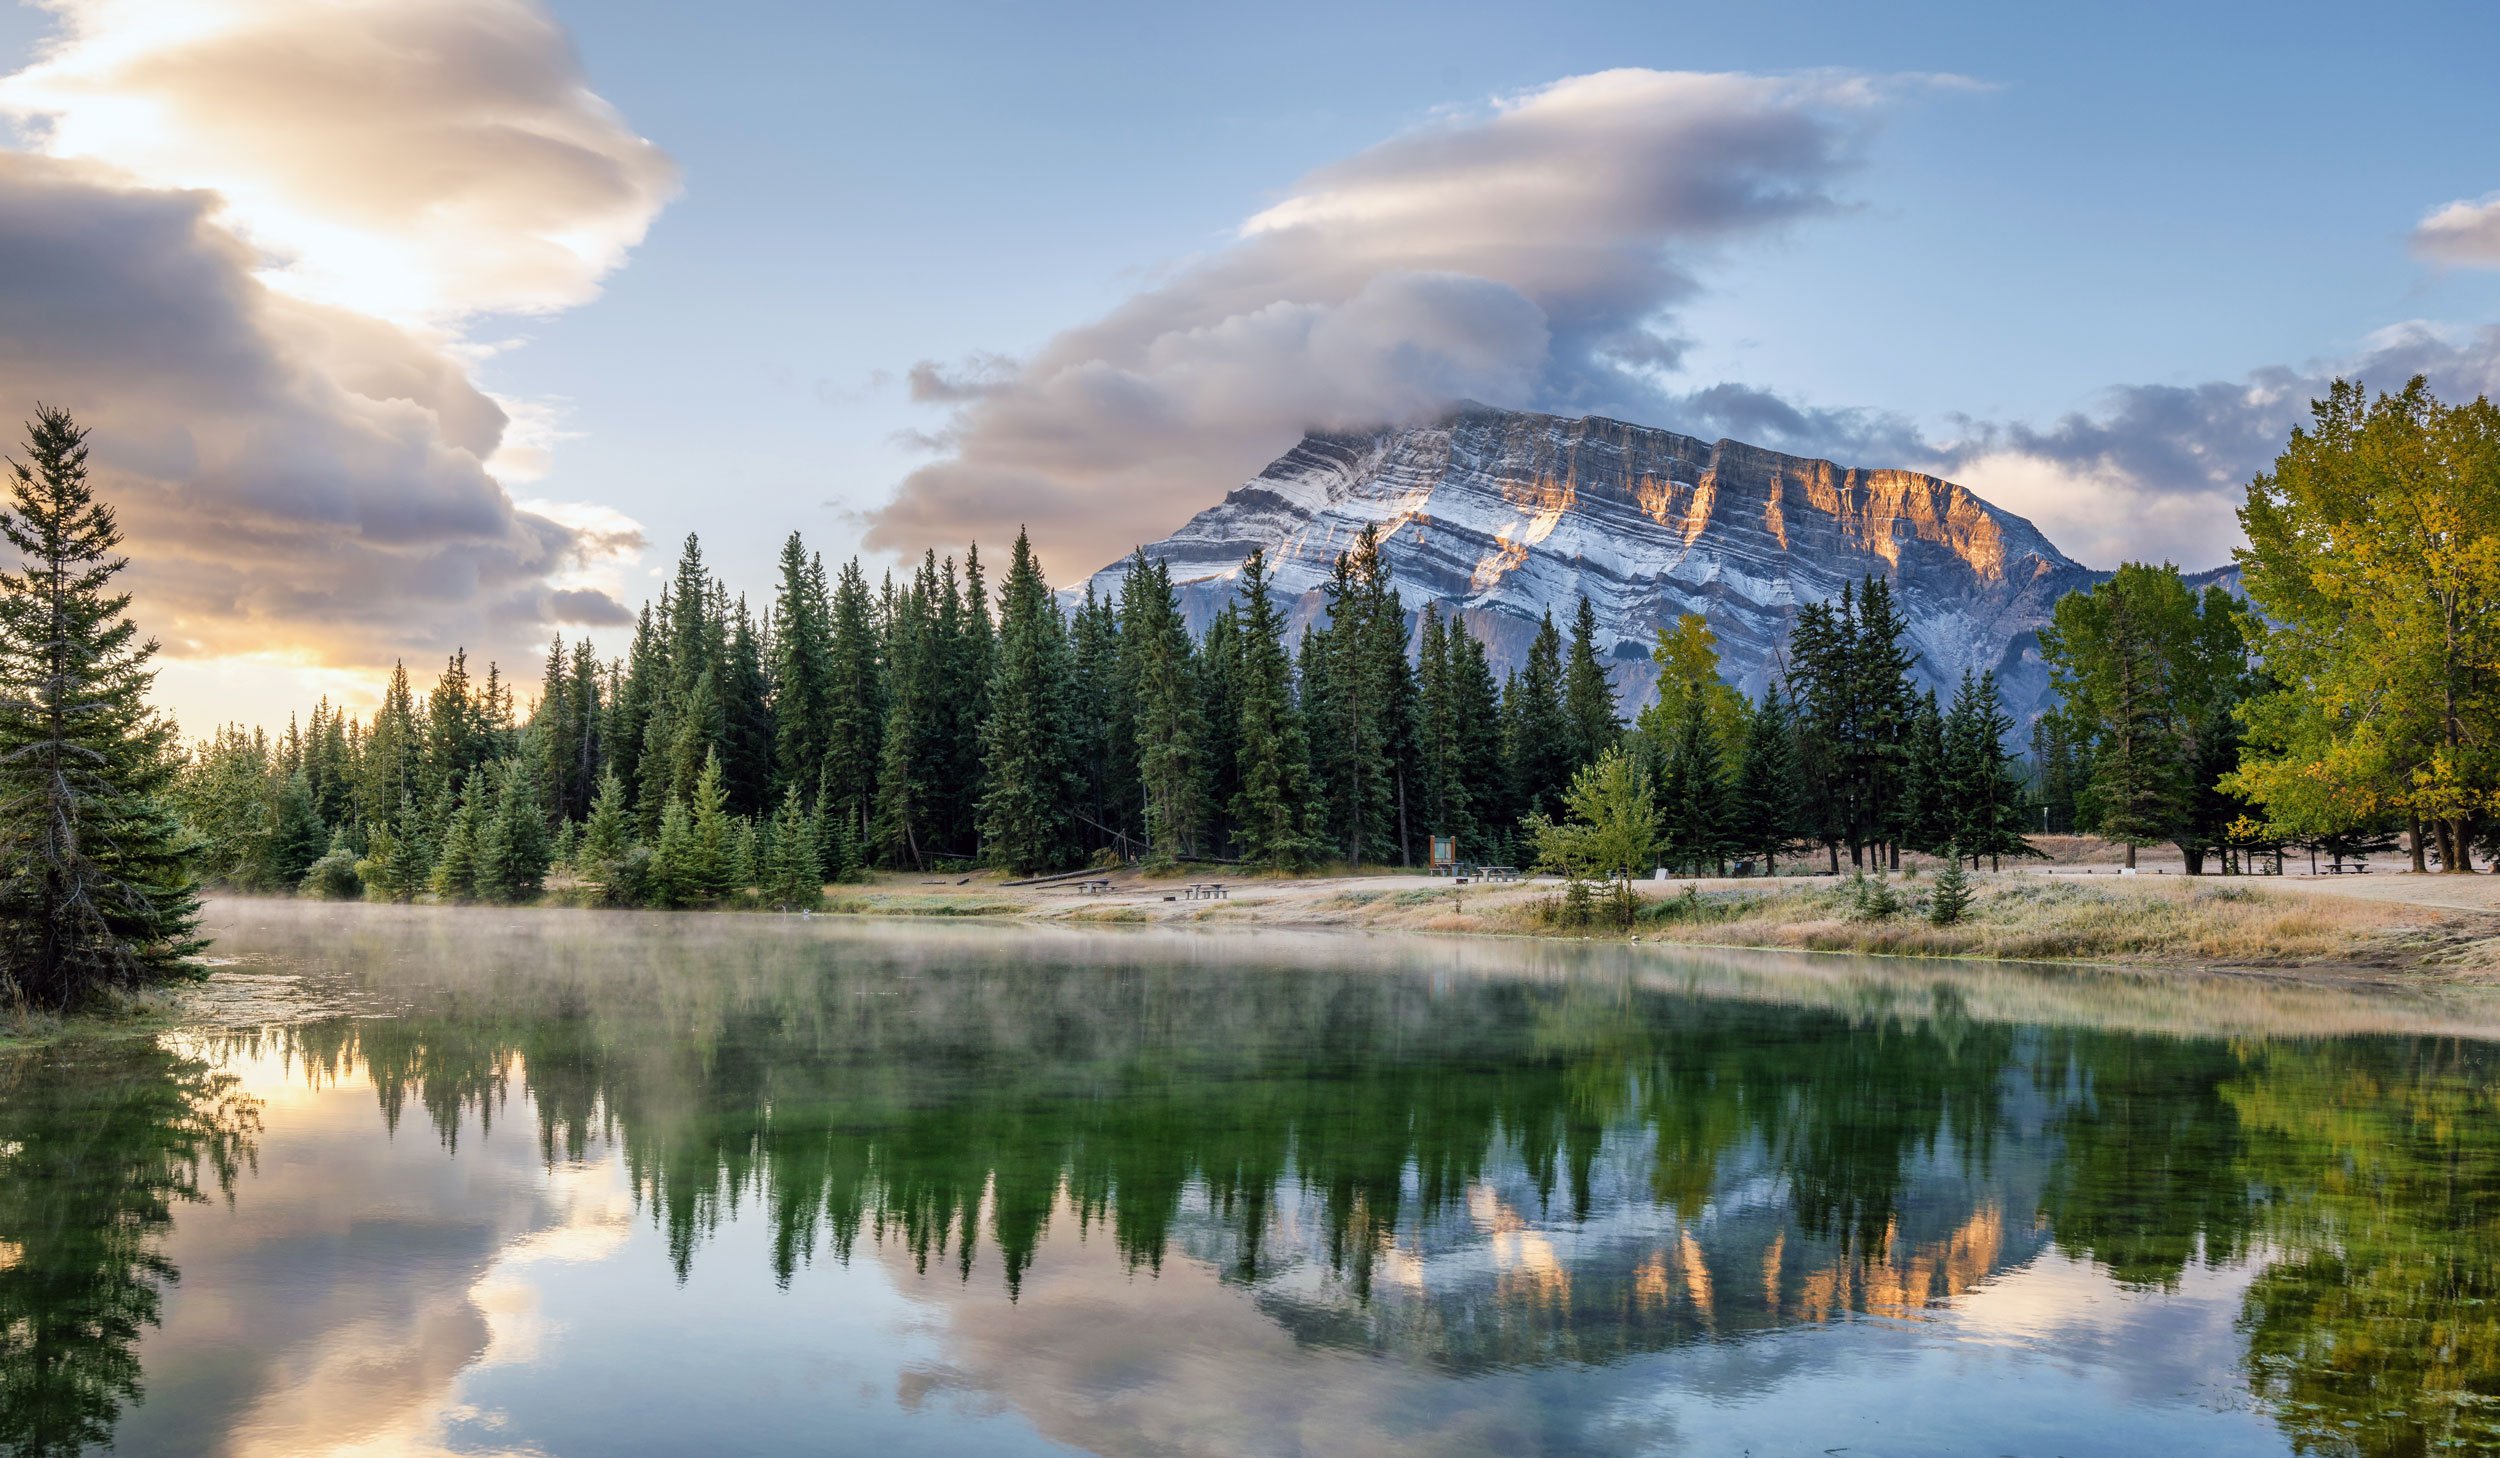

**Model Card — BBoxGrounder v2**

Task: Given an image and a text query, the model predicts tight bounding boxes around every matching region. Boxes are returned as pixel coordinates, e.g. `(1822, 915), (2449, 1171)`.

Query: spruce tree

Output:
(430, 779), (486, 901)
(578, 770), (637, 905)
(1657, 696), (1732, 875)
(1229, 549), (1318, 869)
(0, 410), (206, 1006)
(770, 533), (833, 797)
(1504, 613), (1572, 824)
(821, 557), (885, 840)
(687, 749), (736, 901)
(1122, 553), (1204, 864)
(1732, 685), (1802, 873)
(978, 531), (1079, 874)
(1561, 594), (1621, 771)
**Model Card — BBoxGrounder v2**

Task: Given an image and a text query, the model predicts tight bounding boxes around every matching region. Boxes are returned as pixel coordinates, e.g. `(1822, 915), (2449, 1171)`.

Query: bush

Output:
(300, 844), (365, 901)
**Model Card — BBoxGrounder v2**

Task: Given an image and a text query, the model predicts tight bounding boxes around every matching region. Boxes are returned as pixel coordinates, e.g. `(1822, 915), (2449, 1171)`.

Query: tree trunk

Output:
(2409, 813), (2428, 873)
(2124, 842), (2137, 870)
(2181, 844), (2205, 875)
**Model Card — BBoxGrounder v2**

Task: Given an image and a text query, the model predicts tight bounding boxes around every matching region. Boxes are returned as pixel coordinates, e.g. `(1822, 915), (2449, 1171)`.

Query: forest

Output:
(164, 376), (2500, 916)
(3, 375), (2496, 1005)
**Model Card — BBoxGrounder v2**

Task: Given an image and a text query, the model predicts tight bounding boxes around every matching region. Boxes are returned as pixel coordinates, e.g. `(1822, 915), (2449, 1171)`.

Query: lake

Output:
(5, 900), (2498, 1457)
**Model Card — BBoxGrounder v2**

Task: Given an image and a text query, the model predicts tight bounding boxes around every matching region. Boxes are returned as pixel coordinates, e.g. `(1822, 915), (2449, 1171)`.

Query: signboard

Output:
(1430, 835), (1457, 871)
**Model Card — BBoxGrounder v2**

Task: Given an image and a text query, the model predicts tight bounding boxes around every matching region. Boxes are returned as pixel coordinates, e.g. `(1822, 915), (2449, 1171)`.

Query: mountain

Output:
(1080, 401), (2136, 727)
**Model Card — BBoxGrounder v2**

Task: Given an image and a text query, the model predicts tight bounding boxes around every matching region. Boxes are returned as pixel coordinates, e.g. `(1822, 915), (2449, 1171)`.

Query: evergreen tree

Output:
(265, 770), (326, 888)
(0, 407), (205, 1005)
(1941, 669), (2035, 870)
(1448, 625), (1506, 859)
(1229, 549), (1318, 869)
(1657, 696), (1732, 875)
(1732, 685), (1803, 873)
(764, 785), (822, 910)
(769, 533), (834, 799)
(430, 778), (486, 901)
(1504, 613), (1572, 824)
(646, 797), (697, 907)
(1928, 857), (1972, 925)
(978, 531), (1079, 874)
(577, 770), (638, 906)
(1308, 526), (1412, 865)
(721, 596), (773, 816)
(1561, 594), (1621, 771)
(1121, 552), (1204, 864)
(478, 759), (551, 903)
(821, 557), (884, 840)
(687, 749), (736, 902)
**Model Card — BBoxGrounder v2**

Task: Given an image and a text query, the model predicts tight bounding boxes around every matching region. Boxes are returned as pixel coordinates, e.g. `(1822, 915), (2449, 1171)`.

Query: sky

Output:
(0, 0), (2496, 729)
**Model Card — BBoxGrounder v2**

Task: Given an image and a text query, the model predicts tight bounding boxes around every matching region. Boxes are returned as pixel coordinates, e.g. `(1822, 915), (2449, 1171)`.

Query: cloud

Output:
(0, 0), (672, 717)
(2414, 192), (2500, 268)
(1933, 322), (2500, 568)
(869, 69), (1945, 579)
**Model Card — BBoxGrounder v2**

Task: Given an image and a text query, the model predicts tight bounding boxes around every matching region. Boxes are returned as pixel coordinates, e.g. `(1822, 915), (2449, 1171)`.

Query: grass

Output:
(0, 984), (190, 1049)
(1314, 873), (2494, 975)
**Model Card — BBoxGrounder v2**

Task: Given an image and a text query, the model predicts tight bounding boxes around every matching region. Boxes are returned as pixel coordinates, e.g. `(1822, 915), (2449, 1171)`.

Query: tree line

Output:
(172, 502), (2051, 912)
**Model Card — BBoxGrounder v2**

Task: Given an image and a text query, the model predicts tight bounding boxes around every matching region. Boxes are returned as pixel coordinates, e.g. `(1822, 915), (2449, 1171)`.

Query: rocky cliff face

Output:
(1079, 402), (2112, 726)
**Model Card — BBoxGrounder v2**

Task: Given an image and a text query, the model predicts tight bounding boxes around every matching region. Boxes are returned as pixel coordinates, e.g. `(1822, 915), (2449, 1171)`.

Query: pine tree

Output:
(1448, 625), (1506, 859)
(1942, 669), (2035, 870)
(769, 533), (834, 800)
(478, 759), (551, 903)
(1732, 685), (1802, 873)
(430, 778), (486, 901)
(1504, 613), (1573, 824)
(822, 557), (884, 839)
(1228, 549), (1317, 869)
(1308, 526), (1410, 865)
(265, 770), (326, 888)
(0, 407), (208, 1005)
(1657, 696), (1732, 875)
(1561, 594), (1620, 771)
(1928, 857), (1972, 926)
(578, 770), (638, 905)
(1121, 552), (1204, 864)
(687, 749), (735, 902)
(979, 531), (1079, 874)
(764, 785), (822, 909)
(647, 797), (696, 908)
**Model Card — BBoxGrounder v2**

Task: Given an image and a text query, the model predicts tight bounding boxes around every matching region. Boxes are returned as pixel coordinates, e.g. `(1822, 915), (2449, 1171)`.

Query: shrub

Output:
(300, 838), (365, 901)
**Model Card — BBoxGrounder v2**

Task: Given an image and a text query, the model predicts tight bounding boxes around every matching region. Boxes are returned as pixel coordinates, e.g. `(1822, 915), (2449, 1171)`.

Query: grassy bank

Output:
(1318, 875), (2500, 978)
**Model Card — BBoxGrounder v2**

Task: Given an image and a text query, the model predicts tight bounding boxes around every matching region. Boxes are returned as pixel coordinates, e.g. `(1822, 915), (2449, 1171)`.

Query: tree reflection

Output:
(0, 1038), (261, 1458)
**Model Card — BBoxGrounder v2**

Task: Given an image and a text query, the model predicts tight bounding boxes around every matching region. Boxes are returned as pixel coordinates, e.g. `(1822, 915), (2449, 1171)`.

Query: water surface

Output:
(4, 901), (2498, 1457)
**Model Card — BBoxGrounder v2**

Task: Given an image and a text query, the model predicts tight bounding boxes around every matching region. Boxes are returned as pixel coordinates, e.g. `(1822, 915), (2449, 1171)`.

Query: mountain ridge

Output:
(1081, 401), (2223, 727)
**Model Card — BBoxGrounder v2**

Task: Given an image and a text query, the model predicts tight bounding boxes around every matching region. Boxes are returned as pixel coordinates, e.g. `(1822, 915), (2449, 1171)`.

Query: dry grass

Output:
(1381, 876), (2495, 974)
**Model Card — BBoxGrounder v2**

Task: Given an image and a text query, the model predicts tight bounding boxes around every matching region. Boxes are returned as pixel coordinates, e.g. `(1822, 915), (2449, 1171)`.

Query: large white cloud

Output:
(0, 0), (674, 721)
(869, 69), (1949, 579)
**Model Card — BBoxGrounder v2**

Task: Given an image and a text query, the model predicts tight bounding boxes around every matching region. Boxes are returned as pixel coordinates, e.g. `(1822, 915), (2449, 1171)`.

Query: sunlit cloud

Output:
(0, 0), (674, 727)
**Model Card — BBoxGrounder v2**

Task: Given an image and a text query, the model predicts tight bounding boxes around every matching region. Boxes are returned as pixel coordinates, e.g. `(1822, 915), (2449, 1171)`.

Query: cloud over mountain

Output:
(0, 0), (674, 708)
(870, 69), (1943, 578)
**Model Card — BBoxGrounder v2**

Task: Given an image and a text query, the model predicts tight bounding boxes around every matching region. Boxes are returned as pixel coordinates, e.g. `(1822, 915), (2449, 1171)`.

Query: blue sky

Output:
(0, 0), (2495, 723)
(496, 0), (2500, 593)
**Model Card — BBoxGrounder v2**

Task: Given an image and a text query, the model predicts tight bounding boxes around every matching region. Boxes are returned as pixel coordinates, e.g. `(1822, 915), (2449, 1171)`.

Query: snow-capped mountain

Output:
(1079, 401), (2122, 725)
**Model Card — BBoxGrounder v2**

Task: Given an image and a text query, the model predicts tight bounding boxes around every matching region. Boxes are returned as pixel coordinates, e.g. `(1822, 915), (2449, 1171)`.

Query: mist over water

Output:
(3, 901), (2497, 1457)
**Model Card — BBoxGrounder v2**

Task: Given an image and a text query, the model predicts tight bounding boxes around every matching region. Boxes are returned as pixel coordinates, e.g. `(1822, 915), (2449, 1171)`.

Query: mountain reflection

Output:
(5, 906), (2499, 1457)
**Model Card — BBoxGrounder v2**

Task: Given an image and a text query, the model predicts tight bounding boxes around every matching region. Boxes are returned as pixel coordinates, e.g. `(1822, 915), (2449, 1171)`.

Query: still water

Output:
(5, 900), (2500, 1458)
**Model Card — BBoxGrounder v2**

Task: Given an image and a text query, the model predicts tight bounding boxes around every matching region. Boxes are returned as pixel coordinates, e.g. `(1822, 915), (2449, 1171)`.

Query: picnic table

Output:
(1073, 878), (1112, 894)
(1480, 865), (1520, 883)
(2324, 861), (2371, 875)
(1182, 882), (1230, 901)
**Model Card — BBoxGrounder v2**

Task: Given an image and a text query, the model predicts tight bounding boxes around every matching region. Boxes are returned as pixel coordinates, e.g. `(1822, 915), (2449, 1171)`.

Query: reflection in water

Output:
(3, 902), (2498, 1457)
(0, 1041), (260, 1458)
